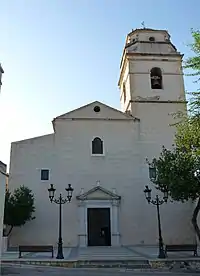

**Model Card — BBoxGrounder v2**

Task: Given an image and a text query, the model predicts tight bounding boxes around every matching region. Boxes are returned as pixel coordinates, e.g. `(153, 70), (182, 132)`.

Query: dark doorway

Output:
(87, 208), (111, 246)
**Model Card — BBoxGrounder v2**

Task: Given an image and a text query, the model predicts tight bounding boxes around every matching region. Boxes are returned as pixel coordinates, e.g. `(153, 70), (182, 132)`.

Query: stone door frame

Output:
(76, 186), (121, 247)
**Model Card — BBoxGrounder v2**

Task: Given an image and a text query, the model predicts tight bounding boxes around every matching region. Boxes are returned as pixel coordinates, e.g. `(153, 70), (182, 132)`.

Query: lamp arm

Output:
(51, 198), (58, 204)
(53, 197), (69, 204)
(150, 198), (165, 206)
(61, 198), (70, 204)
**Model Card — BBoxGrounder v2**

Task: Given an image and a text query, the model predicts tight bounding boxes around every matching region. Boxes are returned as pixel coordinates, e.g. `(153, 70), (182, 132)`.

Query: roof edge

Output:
(52, 100), (138, 121)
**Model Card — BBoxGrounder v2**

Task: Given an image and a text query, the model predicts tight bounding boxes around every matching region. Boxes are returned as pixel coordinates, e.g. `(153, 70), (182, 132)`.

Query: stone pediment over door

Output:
(76, 186), (121, 201)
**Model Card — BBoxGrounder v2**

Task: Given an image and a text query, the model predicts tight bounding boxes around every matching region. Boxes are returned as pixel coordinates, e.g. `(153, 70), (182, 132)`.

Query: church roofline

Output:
(0, 160), (8, 176)
(0, 170), (9, 177)
(125, 40), (177, 51)
(52, 100), (139, 122)
(118, 28), (181, 85)
(127, 28), (169, 37)
(0, 160), (6, 168)
(11, 133), (54, 145)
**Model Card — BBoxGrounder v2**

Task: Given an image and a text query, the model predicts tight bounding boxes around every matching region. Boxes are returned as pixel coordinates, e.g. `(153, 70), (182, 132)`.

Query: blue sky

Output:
(0, 0), (199, 166)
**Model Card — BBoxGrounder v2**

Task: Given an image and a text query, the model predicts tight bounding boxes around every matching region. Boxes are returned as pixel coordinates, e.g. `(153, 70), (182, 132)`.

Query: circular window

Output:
(149, 36), (155, 42)
(93, 106), (101, 113)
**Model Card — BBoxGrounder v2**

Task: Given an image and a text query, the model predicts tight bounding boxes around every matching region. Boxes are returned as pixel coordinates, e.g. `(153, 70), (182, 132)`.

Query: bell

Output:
(151, 75), (161, 88)
(153, 79), (160, 86)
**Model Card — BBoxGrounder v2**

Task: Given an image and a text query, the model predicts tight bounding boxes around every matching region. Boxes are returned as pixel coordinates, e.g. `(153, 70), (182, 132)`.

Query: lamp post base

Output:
(56, 242), (64, 259)
(56, 254), (64, 259)
(158, 249), (166, 259)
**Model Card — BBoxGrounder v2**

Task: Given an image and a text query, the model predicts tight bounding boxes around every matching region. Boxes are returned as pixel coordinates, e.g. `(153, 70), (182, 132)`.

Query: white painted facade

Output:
(0, 162), (6, 258)
(8, 28), (195, 248)
(0, 65), (6, 259)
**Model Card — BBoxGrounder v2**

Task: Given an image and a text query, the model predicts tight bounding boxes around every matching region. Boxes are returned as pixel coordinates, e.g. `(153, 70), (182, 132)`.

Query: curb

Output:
(2, 258), (200, 271)
(2, 259), (149, 268)
(2, 259), (76, 268)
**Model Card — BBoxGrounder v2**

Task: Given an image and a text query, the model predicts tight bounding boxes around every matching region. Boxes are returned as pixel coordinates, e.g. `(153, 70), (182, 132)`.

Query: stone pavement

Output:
(2, 245), (200, 261)
(128, 246), (200, 260)
(2, 246), (200, 272)
(1, 265), (200, 275)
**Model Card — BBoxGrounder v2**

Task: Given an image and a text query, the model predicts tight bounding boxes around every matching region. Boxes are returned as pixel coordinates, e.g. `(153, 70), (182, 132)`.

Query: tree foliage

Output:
(151, 147), (199, 201)
(174, 29), (200, 160)
(175, 115), (200, 156)
(4, 185), (35, 236)
(150, 146), (200, 240)
(184, 29), (200, 80)
(147, 29), (200, 241)
(184, 29), (200, 116)
(151, 29), (200, 241)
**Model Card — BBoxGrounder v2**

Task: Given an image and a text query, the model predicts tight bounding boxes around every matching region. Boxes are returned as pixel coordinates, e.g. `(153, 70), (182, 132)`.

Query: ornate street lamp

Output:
(48, 184), (74, 259)
(144, 160), (168, 259)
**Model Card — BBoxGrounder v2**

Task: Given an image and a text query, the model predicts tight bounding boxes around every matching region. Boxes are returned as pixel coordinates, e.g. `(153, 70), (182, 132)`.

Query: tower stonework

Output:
(118, 28), (187, 151)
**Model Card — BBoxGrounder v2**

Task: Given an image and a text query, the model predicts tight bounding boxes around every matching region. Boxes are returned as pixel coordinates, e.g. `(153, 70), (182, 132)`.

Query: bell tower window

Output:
(150, 67), (163, 89)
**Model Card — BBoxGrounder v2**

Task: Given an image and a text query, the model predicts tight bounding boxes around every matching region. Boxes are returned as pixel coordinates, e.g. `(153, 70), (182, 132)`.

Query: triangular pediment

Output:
(76, 186), (121, 201)
(54, 101), (135, 121)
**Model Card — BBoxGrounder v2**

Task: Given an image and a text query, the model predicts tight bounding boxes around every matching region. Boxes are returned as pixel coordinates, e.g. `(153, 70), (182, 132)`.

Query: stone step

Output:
(77, 247), (141, 260)
(1, 259), (151, 269)
(77, 259), (149, 264)
(76, 259), (151, 269)
(79, 257), (145, 260)
(77, 264), (151, 269)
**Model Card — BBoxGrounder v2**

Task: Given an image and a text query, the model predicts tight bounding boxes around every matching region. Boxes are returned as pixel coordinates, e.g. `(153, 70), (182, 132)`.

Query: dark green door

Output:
(87, 208), (111, 246)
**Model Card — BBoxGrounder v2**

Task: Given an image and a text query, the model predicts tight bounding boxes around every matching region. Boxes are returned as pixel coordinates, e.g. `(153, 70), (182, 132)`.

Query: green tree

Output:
(184, 30), (200, 82)
(149, 146), (200, 241)
(175, 116), (200, 156)
(4, 185), (35, 236)
(174, 29), (200, 160)
(153, 29), (200, 242)
(184, 29), (200, 116)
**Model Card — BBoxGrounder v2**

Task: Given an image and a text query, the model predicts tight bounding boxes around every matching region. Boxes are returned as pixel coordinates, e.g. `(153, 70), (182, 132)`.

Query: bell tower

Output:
(118, 28), (187, 149)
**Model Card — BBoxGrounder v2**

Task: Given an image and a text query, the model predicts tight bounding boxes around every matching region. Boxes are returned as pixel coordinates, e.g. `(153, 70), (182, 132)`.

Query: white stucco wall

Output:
(0, 171), (6, 258)
(119, 29), (185, 114)
(8, 29), (195, 248)
(129, 58), (185, 102)
(117, 29), (194, 245)
(8, 109), (195, 247)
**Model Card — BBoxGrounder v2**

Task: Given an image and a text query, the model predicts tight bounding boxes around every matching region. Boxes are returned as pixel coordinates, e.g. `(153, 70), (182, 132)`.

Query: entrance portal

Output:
(87, 208), (111, 246)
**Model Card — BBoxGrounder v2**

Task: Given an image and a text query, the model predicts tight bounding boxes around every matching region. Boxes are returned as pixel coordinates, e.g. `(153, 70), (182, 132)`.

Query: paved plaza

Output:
(0, 265), (199, 276)
(2, 246), (200, 261)
(1, 246), (200, 275)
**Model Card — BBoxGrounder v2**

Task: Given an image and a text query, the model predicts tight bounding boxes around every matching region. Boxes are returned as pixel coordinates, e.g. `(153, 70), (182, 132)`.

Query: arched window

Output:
(92, 137), (103, 154)
(150, 67), (163, 89)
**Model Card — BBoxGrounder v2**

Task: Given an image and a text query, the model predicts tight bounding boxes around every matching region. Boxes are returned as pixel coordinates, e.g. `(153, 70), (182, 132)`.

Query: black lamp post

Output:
(48, 183), (74, 259)
(144, 160), (168, 259)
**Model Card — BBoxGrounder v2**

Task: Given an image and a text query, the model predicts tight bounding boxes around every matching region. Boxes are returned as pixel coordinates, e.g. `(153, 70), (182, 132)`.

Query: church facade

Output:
(0, 162), (6, 258)
(8, 28), (195, 247)
(0, 64), (6, 258)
